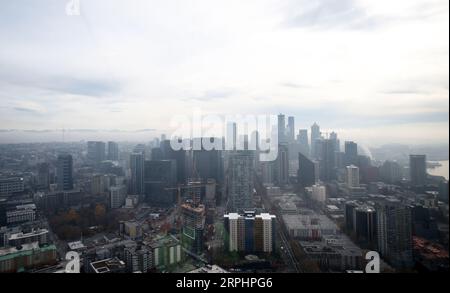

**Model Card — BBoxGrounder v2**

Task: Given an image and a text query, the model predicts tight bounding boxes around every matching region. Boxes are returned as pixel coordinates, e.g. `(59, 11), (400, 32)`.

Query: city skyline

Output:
(0, 0), (448, 146)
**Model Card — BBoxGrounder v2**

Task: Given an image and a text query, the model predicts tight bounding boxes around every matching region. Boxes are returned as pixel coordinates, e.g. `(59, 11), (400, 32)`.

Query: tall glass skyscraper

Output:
(227, 151), (254, 212)
(57, 154), (73, 191)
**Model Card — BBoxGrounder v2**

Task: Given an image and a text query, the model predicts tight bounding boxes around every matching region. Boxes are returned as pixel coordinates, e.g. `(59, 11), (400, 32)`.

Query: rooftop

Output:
(90, 257), (125, 273)
(282, 213), (337, 231)
(8, 228), (48, 240)
(187, 265), (228, 273)
(67, 241), (86, 250)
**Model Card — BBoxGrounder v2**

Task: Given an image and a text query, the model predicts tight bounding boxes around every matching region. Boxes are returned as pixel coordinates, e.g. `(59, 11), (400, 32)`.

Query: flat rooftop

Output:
(282, 213), (336, 231)
(187, 265), (228, 273)
(90, 258), (125, 273)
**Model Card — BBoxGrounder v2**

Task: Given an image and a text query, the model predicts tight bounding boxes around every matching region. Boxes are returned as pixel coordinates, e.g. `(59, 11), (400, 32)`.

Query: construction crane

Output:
(164, 180), (217, 209)
(164, 179), (220, 228)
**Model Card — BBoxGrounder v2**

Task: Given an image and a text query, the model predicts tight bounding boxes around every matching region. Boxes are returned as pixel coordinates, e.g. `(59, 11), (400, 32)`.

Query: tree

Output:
(65, 209), (80, 224)
(94, 204), (106, 223)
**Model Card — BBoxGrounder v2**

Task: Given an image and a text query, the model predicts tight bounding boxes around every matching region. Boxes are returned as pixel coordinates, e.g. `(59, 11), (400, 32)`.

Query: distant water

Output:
(427, 160), (449, 180)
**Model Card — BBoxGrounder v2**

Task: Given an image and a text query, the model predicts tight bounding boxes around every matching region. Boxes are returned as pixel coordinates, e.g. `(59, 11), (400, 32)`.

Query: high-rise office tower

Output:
(37, 162), (50, 190)
(160, 139), (187, 184)
(57, 154), (73, 191)
(226, 122), (237, 151)
(345, 201), (359, 231)
(107, 141), (119, 161)
(150, 147), (164, 161)
(353, 205), (377, 247)
(144, 160), (177, 206)
(87, 141), (106, 165)
(346, 165), (360, 188)
(335, 151), (346, 169)
(376, 199), (413, 268)
(409, 155), (427, 186)
(297, 129), (309, 156)
(227, 151), (254, 212)
(287, 116), (295, 143)
(224, 211), (276, 253)
(329, 131), (340, 152)
(380, 161), (402, 184)
(91, 174), (105, 195)
(344, 141), (358, 166)
(133, 144), (146, 156)
(275, 144), (289, 186)
(298, 152), (316, 187)
(193, 138), (223, 184)
(319, 139), (337, 181)
(277, 114), (286, 144)
(110, 185), (127, 209)
(310, 123), (321, 159)
(130, 153), (144, 195)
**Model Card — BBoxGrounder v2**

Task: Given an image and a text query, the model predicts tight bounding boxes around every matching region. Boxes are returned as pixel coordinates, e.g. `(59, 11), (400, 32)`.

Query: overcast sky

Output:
(0, 0), (448, 145)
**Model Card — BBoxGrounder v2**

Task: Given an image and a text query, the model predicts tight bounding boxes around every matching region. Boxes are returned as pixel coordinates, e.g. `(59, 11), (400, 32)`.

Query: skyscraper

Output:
(409, 155), (427, 186)
(224, 211), (276, 253)
(57, 154), (73, 191)
(226, 122), (237, 151)
(130, 153), (144, 195)
(380, 161), (402, 183)
(344, 141), (358, 166)
(37, 162), (50, 190)
(227, 151), (254, 212)
(278, 114), (286, 144)
(298, 152), (316, 187)
(133, 144), (146, 156)
(107, 141), (119, 161)
(87, 141), (106, 165)
(297, 129), (309, 156)
(319, 139), (337, 181)
(160, 139), (187, 184)
(193, 138), (223, 184)
(310, 123), (321, 159)
(144, 159), (177, 206)
(110, 185), (127, 209)
(376, 199), (413, 268)
(345, 201), (358, 231)
(353, 205), (377, 247)
(329, 131), (340, 152)
(275, 144), (289, 186)
(346, 165), (360, 188)
(287, 116), (295, 143)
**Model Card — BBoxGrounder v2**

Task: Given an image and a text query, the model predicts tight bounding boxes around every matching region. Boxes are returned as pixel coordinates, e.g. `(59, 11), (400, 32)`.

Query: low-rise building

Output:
(6, 204), (36, 225)
(7, 228), (48, 247)
(147, 235), (183, 270)
(282, 211), (337, 240)
(90, 257), (126, 273)
(0, 242), (57, 273)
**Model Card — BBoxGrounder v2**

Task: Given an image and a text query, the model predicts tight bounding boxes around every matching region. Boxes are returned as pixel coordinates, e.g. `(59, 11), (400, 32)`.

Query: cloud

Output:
(0, 64), (121, 98)
(282, 0), (382, 30)
(185, 89), (236, 102)
(280, 82), (313, 89)
(14, 107), (40, 114)
(0, 0), (447, 145)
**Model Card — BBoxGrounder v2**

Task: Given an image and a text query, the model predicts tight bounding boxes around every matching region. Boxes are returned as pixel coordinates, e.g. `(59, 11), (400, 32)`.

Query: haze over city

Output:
(0, 0), (449, 278)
